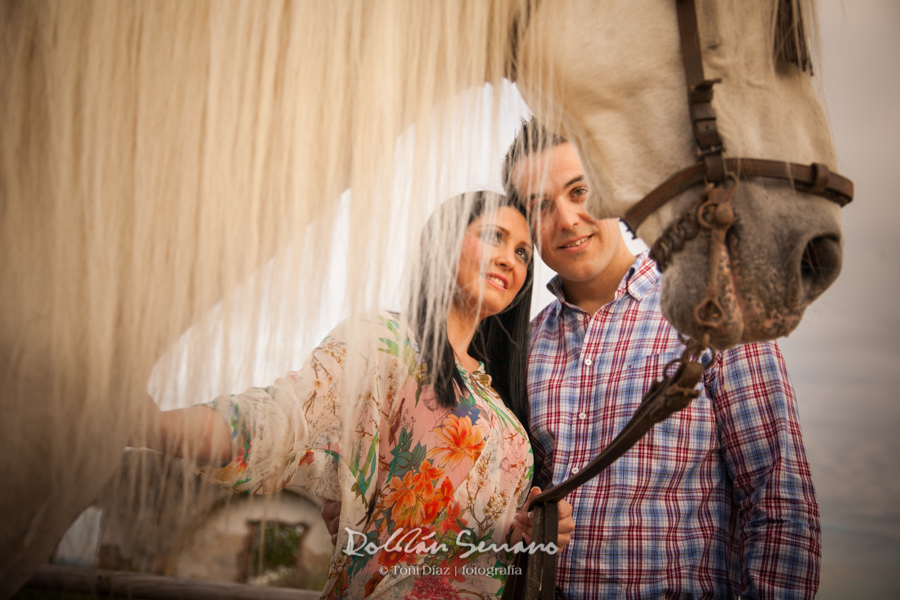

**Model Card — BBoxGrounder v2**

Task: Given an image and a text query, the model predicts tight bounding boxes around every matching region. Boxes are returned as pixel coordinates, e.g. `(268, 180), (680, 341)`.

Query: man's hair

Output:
(502, 117), (567, 202)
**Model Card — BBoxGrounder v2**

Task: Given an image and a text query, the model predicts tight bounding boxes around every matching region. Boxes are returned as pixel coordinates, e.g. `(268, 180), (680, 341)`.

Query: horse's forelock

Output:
(772, 0), (818, 73)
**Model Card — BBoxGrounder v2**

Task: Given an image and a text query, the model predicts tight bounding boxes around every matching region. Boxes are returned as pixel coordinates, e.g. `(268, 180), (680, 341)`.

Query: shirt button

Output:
(578, 412), (587, 420)
(571, 467), (580, 475)
(584, 358), (592, 366)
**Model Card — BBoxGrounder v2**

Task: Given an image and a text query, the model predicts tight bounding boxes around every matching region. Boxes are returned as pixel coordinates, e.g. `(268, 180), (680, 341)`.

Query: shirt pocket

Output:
(625, 350), (715, 455)
(619, 350), (683, 408)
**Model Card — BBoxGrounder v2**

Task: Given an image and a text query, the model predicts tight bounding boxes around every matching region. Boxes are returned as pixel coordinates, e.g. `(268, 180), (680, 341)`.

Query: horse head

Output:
(515, 0), (848, 349)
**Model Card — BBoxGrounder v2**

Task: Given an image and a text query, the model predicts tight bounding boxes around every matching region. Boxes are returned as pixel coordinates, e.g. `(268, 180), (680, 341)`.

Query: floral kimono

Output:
(199, 311), (533, 599)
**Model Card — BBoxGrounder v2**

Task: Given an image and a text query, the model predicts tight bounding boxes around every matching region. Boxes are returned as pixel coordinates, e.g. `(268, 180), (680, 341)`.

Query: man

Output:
(505, 119), (820, 599)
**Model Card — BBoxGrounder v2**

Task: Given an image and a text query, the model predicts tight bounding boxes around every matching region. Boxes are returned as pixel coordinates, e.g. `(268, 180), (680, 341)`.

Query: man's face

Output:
(509, 142), (625, 285)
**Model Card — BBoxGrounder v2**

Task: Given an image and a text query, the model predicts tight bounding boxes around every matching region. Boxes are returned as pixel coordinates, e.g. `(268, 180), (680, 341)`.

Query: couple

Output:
(144, 122), (820, 599)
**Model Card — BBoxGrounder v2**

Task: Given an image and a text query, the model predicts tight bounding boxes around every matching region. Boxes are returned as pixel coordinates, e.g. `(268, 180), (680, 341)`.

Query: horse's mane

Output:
(0, 0), (528, 591)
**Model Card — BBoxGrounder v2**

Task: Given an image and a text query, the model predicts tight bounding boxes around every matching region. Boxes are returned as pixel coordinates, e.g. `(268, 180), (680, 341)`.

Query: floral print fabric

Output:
(199, 312), (533, 599)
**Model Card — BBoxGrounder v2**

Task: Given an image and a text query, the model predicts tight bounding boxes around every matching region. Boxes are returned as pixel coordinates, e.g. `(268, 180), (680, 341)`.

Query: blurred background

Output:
(773, 1), (900, 597)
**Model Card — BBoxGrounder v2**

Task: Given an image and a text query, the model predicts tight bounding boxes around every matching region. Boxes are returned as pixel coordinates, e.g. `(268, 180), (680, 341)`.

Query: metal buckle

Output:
(697, 144), (724, 158)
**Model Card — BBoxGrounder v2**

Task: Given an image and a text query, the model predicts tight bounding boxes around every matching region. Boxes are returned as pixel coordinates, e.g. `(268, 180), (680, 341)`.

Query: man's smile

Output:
(558, 235), (592, 251)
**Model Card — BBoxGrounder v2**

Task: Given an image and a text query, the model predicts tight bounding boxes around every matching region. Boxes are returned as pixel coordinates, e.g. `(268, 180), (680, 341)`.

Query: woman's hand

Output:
(321, 498), (342, 546)
(513, 487), (575, 552)
(131, 395), (232, 464)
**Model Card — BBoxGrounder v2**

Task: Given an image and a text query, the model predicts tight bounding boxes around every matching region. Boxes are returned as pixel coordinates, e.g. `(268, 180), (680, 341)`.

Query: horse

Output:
(0, 0), (848, 595)
(514, 0), (850, 349)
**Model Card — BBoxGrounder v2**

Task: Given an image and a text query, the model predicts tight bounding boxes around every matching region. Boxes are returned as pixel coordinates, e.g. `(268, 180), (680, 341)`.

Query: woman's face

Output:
(454, 206), (533, 321)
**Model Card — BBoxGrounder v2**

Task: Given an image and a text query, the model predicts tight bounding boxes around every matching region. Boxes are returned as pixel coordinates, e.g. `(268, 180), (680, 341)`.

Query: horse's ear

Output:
(774, 0), (813, 73)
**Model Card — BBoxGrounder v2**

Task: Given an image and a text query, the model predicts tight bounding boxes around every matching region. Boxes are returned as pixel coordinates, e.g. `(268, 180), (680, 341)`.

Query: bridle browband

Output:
(501, 2), (853, 598)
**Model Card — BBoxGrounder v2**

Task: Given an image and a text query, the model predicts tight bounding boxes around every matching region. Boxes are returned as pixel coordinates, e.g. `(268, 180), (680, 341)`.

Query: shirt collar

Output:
(546, 251), (659, 312)
(623, 251), (660, 301)
(455, 360), (492, 387)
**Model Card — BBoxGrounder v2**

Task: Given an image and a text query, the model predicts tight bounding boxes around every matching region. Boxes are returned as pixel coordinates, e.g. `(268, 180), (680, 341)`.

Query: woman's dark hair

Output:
(412, 191), (534, 429)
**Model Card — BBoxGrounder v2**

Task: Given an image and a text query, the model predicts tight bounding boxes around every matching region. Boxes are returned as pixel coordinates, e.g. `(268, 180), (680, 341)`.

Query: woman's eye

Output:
(572, 187), (588, 199)
(516, 248), (531, 262)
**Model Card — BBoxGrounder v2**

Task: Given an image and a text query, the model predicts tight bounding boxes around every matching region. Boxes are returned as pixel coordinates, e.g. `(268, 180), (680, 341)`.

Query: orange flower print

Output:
(437, 500), (464, 535)
(427, 414), (485, 470)
(212, 454), (249, 484)
(424, 477), (455, 526)
(411, 459), (444, 497)
(378, 547), (406, 569)
(423, 498), (443, 522)
(439, 552), (470, 584)
(297, 450), (315, 466)
(439, 477), (454, 501)
(384, 470), (422, 528)
(363, 572), (384, 597)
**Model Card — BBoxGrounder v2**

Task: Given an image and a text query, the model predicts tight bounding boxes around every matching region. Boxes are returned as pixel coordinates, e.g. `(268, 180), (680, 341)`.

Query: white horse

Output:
(515, 0), (848, 348)
(0, 0), (846, 594)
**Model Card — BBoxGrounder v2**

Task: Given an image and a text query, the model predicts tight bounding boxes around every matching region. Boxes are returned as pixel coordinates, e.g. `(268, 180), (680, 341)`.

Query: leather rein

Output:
(501, 1), (853, 598)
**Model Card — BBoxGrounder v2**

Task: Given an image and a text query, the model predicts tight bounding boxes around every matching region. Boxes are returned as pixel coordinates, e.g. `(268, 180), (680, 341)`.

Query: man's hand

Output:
(321, 498), (342, 546)
(513, 487), (575, 551)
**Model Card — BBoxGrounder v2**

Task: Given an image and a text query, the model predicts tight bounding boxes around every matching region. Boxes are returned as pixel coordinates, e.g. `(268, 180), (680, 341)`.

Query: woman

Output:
(142, 191), (573, 598)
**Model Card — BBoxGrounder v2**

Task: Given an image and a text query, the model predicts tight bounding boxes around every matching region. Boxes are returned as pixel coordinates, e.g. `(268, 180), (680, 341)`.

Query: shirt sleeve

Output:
(707, 341), (821, 600)
(196, 317), (385, 504)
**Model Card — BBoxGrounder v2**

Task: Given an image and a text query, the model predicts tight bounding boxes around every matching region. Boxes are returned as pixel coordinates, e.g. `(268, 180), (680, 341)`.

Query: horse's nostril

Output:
(801, 235), (842, 300)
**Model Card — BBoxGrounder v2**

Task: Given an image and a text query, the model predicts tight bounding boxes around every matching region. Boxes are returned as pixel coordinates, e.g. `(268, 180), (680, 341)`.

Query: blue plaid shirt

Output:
(528, 252), (820, 599)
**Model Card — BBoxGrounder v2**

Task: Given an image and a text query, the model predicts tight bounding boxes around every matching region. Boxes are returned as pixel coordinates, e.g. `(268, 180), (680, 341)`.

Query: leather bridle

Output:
(501, 1), (853, 598)
(625, 0), (852, 274)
